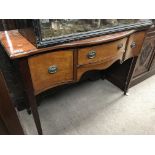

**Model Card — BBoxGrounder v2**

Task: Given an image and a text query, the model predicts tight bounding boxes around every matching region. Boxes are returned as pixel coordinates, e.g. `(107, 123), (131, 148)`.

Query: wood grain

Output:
(133, 36), (155, 77)
(124, 31), (146, 60)
(28, 50), (74, 95)
(77, 53), (123, 81)
(78, 38), (127, 66)
(0, 30), (135, 59)
(19, 59), (43, 134)
(130, 27), (155, 87)
(0, 71), (24, 135)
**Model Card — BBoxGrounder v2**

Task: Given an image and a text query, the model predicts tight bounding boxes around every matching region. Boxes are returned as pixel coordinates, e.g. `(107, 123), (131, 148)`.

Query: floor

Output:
(19, 76), (155, 135)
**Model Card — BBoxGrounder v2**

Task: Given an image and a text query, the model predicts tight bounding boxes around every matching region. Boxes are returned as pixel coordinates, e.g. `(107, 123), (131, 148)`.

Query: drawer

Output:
(124, 31), (146, 60)
(28, 50), (73, 94)
(78, 37), (128, 66)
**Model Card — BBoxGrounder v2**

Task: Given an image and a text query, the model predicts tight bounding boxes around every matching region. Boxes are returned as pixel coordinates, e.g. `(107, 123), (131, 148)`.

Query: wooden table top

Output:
(0, 29), (135, 60)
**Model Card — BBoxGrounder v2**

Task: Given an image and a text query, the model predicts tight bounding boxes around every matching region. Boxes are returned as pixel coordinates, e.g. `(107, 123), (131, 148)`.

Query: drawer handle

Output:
(48, 65), (58, 74)
(130, 41), (136, 48)
(117, 43), (123, 50)
(87, 50), (96, 59)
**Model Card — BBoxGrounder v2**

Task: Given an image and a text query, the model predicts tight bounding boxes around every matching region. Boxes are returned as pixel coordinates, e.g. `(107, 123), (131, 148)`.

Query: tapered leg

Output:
(124, 57), (138, 95)
(25, 90), (42, 135)
(18, 59), (43, 135)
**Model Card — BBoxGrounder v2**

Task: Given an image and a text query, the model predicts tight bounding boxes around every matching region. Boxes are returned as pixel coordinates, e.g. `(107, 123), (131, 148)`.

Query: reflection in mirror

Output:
(40, 19), (142, 40)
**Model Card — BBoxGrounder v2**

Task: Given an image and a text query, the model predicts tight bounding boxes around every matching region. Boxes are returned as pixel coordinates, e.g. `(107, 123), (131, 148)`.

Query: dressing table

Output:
(0, 20), (152, 134)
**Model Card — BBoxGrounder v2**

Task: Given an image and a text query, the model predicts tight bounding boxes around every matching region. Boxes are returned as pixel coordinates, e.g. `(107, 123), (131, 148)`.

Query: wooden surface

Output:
(104, 28), (155, 91)
(99, 31), (146, 92)
(77, 55), (123, 81)
(130, 26), (155, 86)
(0, 28), (146, 135)
(150, 52), (155, 70)
(0, 44), (28, 111)
(18, 60), (42, 134)
(0, 71), (24, 135)
(0, 30), (135, 59)
(28, 50), (74, 95)
(133, 28), (155, 77)
(78, 38), (127, 66)
(0, 117), (9, 134)
(124, 31), (146, 60)
(133, 36), (155, 77)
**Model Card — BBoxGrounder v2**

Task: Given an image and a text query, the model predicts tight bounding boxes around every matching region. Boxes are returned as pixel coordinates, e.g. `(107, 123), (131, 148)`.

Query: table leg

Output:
(124, 57), (138, 95)
(25, 90), (42, 135)
(18, 59), (43, 135)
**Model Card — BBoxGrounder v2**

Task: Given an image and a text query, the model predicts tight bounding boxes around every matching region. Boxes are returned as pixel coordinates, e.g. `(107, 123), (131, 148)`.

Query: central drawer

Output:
(78, 38), (128, 66)
(28, 50), (73, 95)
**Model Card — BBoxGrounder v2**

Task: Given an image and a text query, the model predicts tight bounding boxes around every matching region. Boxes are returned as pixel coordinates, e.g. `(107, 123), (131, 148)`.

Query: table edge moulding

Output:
(0, 30), (135, 59)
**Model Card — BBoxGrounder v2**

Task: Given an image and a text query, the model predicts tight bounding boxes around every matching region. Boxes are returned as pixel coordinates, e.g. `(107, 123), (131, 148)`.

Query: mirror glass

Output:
(39, 19), (144, 41)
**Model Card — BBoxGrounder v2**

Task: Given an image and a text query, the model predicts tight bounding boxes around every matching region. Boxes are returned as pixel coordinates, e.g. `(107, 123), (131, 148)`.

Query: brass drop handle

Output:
(87, 50), (96, 59)
(48, 65), (58, 74)
(130, 41), (136, 48)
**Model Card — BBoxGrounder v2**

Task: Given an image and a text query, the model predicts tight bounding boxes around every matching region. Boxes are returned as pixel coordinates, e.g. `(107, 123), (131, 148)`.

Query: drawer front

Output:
(78, 38), (127, 66)
(28, 50), (73, 94)
(124, 31), (146, 60)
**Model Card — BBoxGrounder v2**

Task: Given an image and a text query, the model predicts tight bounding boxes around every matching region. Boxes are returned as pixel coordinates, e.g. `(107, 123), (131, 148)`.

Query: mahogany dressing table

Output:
(0, 24), (149, 134)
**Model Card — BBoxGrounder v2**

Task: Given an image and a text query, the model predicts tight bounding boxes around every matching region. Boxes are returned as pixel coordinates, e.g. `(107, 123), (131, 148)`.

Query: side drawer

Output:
(28, 50), (73, 95)
(78, 37), (127, 66)
(124, 31), (146, 60)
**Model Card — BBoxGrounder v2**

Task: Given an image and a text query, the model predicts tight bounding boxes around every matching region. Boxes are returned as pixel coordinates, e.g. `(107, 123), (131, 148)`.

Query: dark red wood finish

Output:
(0, 71), (24, 135)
